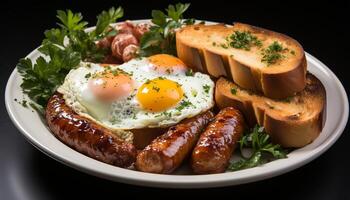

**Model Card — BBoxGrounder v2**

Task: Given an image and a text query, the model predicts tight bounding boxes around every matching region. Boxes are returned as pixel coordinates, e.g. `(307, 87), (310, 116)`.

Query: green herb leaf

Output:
(151, 10), (167, 27)
(261, 143), (287, 159)
(17, 43), (81, 110)
(176, 100), (194, 111)
(203, 84), (210, 94)
(68, 29), (107, 62)
(228, 125), (288, 171)
(231, 88), (237, 95)
(139, 3), (194, 57)
(17, 7), (124, 111)
(228, 151), (264, 171)
(166, 3), (190, 22)
(42, 28), (66, 47)
(85, 73), (91, 79)
(184, 18), (196, 25)
(140, 29), (163, 50)
(185, 69), (194, 76)
(56, 10), (88, 31)
(93, 6), (123, 37)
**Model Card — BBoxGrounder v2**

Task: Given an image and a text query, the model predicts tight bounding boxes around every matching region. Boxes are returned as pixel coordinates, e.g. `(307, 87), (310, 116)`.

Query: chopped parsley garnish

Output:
(111, 70), (119, 76)
(231, 88), (237, 95)
(203, 84), (210, 93)
(110, 68), (132, 76)
(21, 100), (28, 107)
(85, 73), (91, 78)
(191, 89), (198, 97)
(261, 41), (287, 65)
(145, 79), (151, 84)
(155, 111), (172, 118)
(14, 99), (28, 107)
(176, 100), (193, 111)
(290, 50), (296, 55)
(175, 82), (182, 88)
(226, 31), (262, 51)
(152, 86), (160, 92)
(220, 44), (228, 49)
(228, 125), (288, 171)
(185, 69), (194, 76)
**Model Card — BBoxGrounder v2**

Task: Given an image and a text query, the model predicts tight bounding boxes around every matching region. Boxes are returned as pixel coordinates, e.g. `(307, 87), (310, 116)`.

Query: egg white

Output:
(57, 58), (215, 130)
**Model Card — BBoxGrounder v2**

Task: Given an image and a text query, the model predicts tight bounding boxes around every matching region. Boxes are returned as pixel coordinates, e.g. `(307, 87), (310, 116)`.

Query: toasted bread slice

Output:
(176, 23), (307, 99)
(215, 73), (326, 147)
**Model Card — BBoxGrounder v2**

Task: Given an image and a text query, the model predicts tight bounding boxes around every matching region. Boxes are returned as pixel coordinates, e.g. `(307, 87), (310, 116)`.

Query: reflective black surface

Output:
(1, 0), (349, 199)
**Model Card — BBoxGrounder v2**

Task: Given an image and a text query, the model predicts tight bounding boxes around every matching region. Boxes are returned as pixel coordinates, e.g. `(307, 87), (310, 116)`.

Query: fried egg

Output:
(58, 54), (215, 130)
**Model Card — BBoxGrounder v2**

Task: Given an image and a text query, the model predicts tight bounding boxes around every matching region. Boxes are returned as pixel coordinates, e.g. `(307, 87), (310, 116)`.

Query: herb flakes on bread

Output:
(176, 22), (307, 99)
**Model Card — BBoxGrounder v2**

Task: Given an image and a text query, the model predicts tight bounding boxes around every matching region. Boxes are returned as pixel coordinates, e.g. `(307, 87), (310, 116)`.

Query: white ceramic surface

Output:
(5, 20), (349, 188)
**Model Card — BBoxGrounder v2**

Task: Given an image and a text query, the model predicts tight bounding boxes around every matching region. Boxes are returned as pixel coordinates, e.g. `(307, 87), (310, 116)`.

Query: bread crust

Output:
(176, 23), (307, 99)
(215, 73), (326, 147)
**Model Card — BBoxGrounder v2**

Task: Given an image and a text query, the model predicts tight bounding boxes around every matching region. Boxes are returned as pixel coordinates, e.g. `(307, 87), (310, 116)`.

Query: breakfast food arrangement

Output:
(15, 3), (326, 175)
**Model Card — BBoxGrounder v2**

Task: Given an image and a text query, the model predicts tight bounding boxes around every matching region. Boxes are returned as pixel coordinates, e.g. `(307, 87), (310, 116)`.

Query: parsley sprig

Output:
(17, 7), (124, 111)
(228, 125), (288, 171)
(139, 3), (195, 56)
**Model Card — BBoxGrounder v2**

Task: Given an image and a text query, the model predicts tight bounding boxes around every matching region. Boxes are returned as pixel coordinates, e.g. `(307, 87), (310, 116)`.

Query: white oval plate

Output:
(5, 20), (349, 188)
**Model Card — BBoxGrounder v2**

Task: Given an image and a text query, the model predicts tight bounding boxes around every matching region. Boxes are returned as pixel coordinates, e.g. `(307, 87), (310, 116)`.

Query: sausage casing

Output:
(191, 107), (244, 174)
(135, 111), (214, 174)
(45, 92), (137, 168)
(111, 33), (138, 59)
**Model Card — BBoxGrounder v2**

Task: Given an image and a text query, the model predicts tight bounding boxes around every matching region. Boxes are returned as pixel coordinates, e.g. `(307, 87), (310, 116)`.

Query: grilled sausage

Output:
(191, 107), (244, 174)
(111, 33), (138, 60)
(133, 23), (150, 40)
(101, 54), (122, 65)
(96, 26), (117, 49)
(135, 111), (214, 174)
(96, 36), (113, 49)
(115, 21), (135, 35)
(45, 92), (137, 168)
(122, 44), (139, 62)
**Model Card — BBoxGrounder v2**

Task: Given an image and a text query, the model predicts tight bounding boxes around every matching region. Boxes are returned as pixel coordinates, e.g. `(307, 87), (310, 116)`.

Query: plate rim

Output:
(5, 20), (349, 188)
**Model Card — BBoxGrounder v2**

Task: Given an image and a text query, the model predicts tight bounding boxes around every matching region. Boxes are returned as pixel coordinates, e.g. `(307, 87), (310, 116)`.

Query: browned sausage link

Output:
(115, 21), (135, 34)
(191, 107), (244, 174)
(132, 23), (151, 40)
(122, 44), (139, 62)
(111, 33), (138, 60)
(45, 92), (137, 168)
(135, 111), (214, 174)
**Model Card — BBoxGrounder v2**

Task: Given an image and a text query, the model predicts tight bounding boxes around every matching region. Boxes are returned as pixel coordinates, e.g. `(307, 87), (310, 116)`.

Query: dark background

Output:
(1, 0), (349, 199)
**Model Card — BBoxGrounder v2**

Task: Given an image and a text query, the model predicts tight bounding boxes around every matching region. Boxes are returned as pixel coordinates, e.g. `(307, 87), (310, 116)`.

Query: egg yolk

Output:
(148, 54), (187, 74)
(137, 78), (184, 112)
(89, 72), (133, 102)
